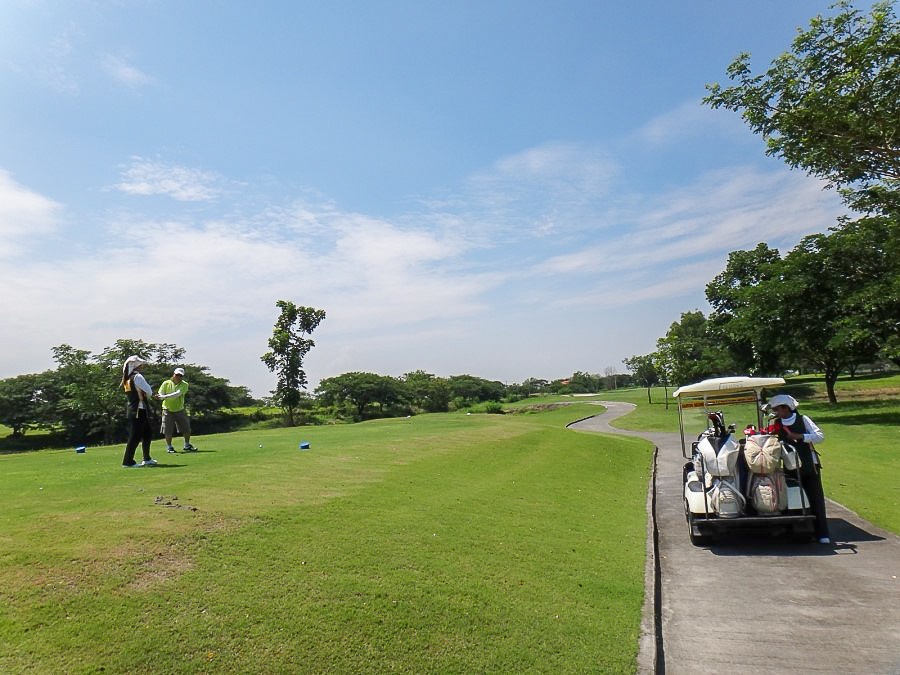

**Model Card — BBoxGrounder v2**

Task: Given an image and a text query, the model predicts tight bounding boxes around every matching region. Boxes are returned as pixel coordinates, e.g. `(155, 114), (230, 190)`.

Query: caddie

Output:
(157, 367), (197, 453)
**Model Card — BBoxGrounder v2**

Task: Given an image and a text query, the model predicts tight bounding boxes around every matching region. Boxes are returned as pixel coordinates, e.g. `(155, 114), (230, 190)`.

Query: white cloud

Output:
(0, 170), (62, 257)
(632, 100), (745, 147)
(0, 137), (850, 394)
(113, 157), (224, 201)
(538, 166), (846, 281)
(456, 141), (620, 239)
(101, 54), (152, 88)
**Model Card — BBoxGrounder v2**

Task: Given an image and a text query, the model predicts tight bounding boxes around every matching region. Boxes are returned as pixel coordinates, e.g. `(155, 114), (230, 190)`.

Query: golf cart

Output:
(674, 376), (816, 545)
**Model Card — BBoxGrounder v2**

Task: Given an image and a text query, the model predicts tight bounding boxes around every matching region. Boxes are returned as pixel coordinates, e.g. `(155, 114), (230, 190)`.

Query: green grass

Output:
(0, 404), (652, 673)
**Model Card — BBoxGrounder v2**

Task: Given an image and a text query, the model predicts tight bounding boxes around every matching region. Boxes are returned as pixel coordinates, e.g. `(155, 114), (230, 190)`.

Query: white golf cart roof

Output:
(672, 376), (785, 398)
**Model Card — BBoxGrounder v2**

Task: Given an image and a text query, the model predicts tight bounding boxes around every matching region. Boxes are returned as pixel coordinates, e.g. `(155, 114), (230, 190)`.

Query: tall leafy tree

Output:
(655, 311), (736, 387)
(776, 218), (897, 402)
(261, 301), (326, 426)
(0, 373), (46, 437)
(705, 242), (787, 375)
(704, 0), (900, 214)
(623, 355), (659, 403)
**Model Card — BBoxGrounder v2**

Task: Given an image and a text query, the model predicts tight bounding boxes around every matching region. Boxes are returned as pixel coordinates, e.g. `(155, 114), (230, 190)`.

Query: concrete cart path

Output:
(569, 402), (900, 675)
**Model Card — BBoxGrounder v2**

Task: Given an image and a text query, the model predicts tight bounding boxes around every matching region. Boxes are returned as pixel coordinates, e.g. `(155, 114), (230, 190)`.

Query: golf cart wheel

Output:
(686, 505), (712, 546)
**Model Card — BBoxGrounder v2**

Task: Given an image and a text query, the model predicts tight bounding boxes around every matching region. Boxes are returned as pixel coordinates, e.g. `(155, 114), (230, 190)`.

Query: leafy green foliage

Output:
(622, 354), (660, 403)
(0, 339), (254, 444)
(316, 371), (408, 420)
(655, 310), (737, 386)
(705, 0), (900, 214)
(260, 301), (326, 425)
(0, 373), (47, 437)
(401, 370), (451, 412)
(705, 218), (899, 401)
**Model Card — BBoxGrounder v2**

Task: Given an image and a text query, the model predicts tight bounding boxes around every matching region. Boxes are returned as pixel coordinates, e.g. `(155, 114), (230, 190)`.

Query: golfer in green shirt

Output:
(157, 367), (196, 453)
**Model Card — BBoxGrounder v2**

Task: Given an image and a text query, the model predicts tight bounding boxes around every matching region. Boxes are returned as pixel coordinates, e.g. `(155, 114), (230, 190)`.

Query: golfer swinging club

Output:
(157, 367), (197, 453)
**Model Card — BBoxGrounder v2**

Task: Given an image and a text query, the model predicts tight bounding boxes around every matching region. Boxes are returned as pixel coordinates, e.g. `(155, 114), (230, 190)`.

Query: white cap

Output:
(768, 394), (799, 410)
(173, 367), (185, 376)
(123, 355), (148, 375)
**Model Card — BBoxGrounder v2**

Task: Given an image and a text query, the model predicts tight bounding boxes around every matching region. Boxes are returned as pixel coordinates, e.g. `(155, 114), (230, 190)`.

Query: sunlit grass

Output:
(0, 404), (652, 673)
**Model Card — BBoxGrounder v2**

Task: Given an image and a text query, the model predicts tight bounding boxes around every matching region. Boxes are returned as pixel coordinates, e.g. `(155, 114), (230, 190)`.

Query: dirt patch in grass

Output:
(508, 404), (571, 414)
(126, 550), (195, 592)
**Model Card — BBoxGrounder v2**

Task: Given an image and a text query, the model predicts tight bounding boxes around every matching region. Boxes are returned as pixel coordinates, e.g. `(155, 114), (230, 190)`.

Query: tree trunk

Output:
(823, 368), (839, 404)
(646, 386), (651, 404)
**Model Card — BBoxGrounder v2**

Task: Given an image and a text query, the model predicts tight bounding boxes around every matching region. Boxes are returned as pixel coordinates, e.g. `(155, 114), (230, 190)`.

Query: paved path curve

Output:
(569, 401), (900, 674)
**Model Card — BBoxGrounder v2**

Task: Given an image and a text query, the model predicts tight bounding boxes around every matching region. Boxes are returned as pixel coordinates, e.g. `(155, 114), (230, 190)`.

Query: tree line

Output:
(0, 339), (256, 443)
(625, 1), (900, 404)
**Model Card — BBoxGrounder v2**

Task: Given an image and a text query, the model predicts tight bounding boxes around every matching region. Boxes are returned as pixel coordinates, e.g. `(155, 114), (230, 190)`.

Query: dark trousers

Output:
(800, 466), (829, 538)
(123, 409), (153, 465)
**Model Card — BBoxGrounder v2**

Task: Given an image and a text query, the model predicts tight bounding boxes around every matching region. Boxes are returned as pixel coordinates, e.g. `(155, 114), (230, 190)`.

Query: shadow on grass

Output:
(808, 399), (900, 425)
(0, 433), (71, 455)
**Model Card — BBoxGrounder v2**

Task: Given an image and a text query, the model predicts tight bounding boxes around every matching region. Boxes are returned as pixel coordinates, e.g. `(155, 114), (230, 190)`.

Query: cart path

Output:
(569, 402), (900, 675)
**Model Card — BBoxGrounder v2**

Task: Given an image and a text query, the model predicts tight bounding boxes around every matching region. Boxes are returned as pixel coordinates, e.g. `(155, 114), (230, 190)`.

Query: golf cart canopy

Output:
(673, 376), (786, 398)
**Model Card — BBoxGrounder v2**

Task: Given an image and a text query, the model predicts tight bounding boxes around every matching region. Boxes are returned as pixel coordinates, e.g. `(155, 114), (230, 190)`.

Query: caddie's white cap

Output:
(173, 367), (185, 376)
(768, 394), (799, 410)
(123, 355), (148, 375)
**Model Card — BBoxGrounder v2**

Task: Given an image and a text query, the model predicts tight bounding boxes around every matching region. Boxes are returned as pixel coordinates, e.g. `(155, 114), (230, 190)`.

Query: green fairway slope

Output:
(0, 404), (652, 673)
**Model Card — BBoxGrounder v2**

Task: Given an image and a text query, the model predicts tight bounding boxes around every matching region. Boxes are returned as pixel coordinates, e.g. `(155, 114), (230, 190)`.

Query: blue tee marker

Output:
(299, 441), (310, 450)
(75, 446), (86, 454)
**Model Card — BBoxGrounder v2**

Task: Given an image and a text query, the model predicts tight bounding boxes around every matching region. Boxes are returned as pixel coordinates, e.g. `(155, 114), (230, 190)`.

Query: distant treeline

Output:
(0, 339), (259, 444)
(0, 338), (635, 444)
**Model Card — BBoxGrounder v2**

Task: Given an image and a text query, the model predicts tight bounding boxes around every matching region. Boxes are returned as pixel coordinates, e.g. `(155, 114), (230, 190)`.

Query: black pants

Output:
(800, 466), (829, 538)
(123, 409), (153, 465)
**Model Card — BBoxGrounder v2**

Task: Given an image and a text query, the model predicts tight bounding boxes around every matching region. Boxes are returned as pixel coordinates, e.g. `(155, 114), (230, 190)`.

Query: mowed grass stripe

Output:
(1, 405), (652, 673)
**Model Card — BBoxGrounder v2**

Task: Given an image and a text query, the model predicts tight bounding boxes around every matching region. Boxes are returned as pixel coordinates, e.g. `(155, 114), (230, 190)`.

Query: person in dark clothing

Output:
(767, 394), (829, 544)
(119, 355), (157, 468)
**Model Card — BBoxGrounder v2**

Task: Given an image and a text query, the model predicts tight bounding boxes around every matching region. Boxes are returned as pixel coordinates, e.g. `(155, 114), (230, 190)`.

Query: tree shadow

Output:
(809, 399), (900, 425)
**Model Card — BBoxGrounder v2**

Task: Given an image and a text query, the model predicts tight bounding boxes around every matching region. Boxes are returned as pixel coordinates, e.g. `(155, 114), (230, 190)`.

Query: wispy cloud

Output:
(632, 100), (745, 147)
(538, 166), (846, 281)
(113, 157), (225, 201)
(453, 141), (619, 239)
(40, 25), (83, 94)
(0, 120), (851, 391)
(0, 170), (62, 257)
(101, 54), (152, 88)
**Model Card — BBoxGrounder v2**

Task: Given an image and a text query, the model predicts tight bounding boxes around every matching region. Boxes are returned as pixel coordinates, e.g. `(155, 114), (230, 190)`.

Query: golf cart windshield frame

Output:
(672, 377), (786, 458)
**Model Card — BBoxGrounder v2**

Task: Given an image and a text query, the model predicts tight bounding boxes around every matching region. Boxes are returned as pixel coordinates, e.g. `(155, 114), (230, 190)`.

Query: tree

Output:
(655, 311), (736, 387)
(401, 371), (451, 412)
(49, 344), (125, 443)
(519, 378), (549, 396)
(0, 373), (45, 436)
(315, 372), (406, 420)
(446, 375), (506, 405)
(704, 1), (900, 214)
(603, 366), (618, 390)
(652, 350), (674, 410)
(261, 301), (326, 426)
(776, 218), (897, 402)
(623, 355), (659, 403)
(705, 243), (788, 375)
(703, 217), (898, 402)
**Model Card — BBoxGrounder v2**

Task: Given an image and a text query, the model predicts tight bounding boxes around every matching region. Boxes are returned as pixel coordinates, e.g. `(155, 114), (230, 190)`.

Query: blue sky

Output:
(0, 1), (855, 395)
